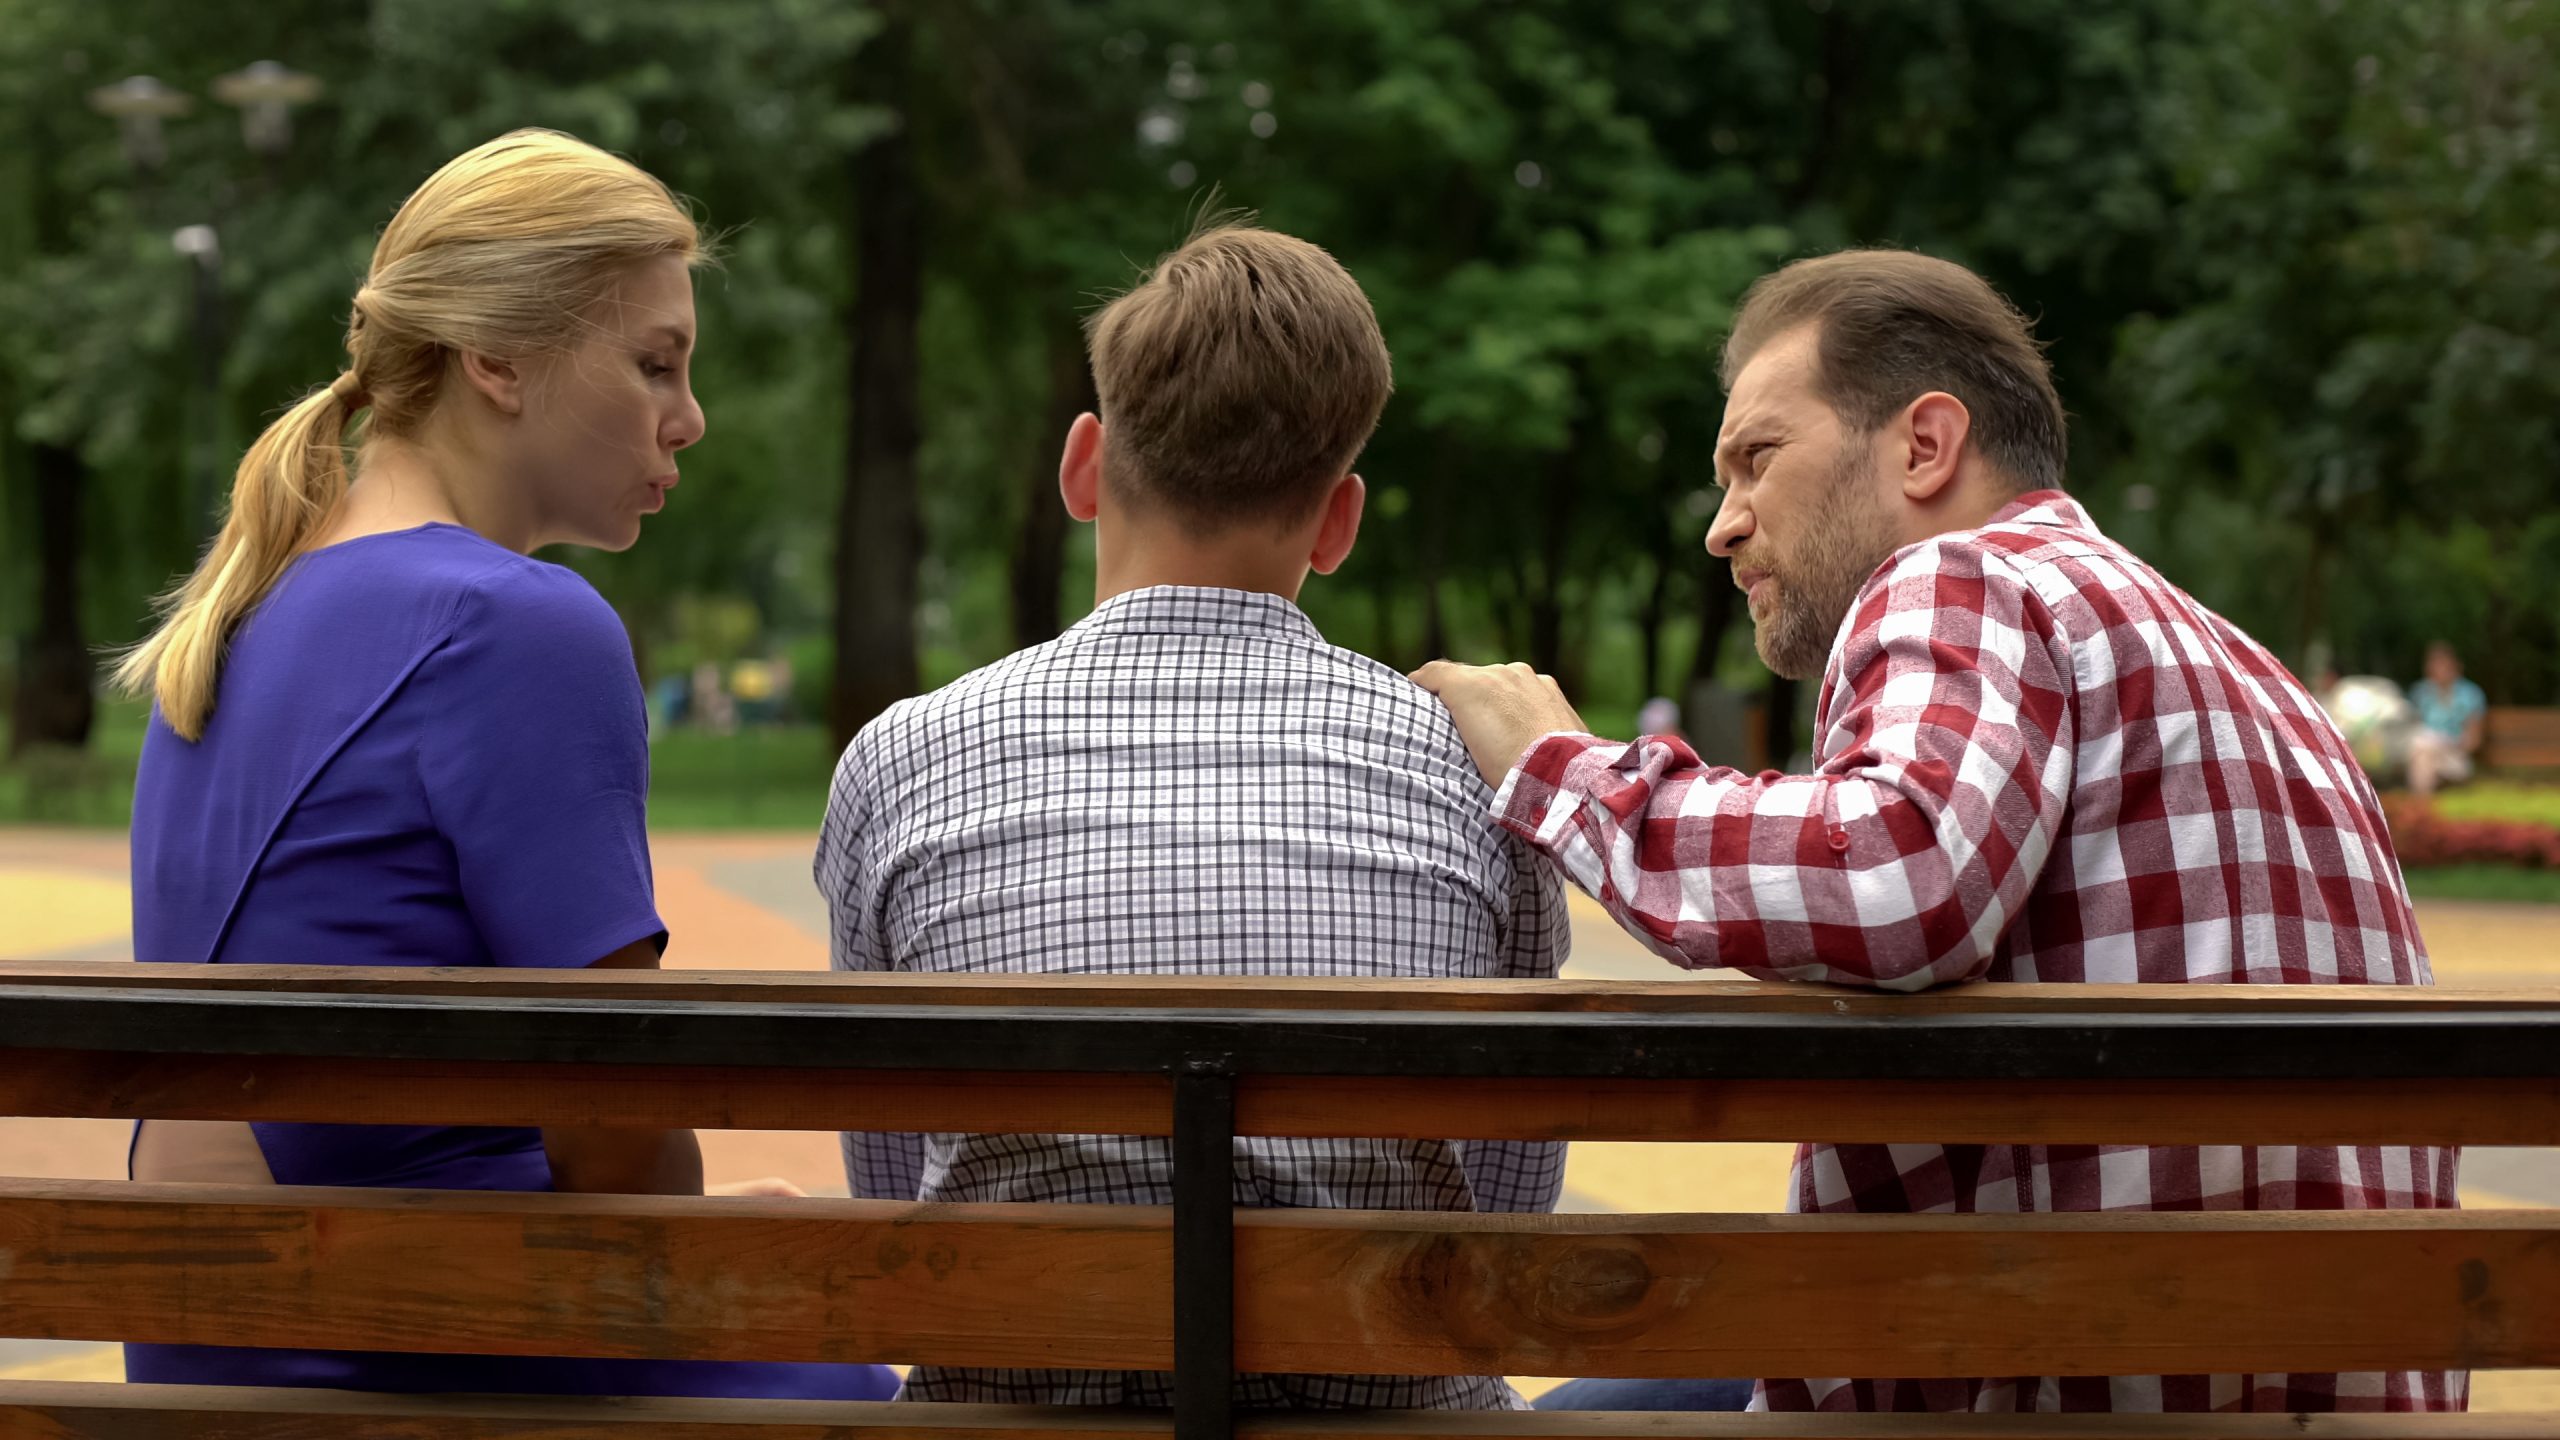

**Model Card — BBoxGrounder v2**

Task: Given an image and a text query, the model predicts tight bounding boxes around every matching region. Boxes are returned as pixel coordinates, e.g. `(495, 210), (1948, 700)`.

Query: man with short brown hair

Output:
(818, 219), (1569, 1410)
(1419, 247), (2454, 1416)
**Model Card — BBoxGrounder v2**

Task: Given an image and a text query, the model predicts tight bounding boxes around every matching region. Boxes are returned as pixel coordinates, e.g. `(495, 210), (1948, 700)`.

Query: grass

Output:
(2436, 780), (2560, 831)
(645, 724), (838, 829)
(2398, 864), (2560, 905)
(0, 701), (840, 831)
(10, 709), (2560, 906)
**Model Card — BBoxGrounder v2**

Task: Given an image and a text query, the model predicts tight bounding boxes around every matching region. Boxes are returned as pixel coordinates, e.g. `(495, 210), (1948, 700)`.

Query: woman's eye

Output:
(641, 359), (675, 379)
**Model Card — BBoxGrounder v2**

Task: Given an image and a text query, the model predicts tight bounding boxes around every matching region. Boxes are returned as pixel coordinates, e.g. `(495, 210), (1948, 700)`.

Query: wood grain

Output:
(1, 1383), (2553, 1439)
(3, 961), (2549, 1014)
(3, 1050), (2550, 1145)
(4, 1181), (2554, 1380)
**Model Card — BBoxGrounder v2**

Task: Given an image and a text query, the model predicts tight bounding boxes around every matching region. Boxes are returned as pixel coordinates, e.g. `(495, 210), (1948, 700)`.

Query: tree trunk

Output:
(1638, 556), (1674, 702)
(8, 441), (94, 756)
(1763, 669), (1801, 772)
(1527, 446), (1575, 679)
(1419, 460), (1449, 660)
(1682, 544), (1739, 698)
(830, 7), (925, 751)
(1007, 326), (1093, 649)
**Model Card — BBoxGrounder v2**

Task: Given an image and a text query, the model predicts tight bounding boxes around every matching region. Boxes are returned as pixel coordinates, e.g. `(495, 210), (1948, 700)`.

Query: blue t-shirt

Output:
(125, 523), (897, 1403)
(2412, 676), (2486, 742)
(130, 523), (664, 1189)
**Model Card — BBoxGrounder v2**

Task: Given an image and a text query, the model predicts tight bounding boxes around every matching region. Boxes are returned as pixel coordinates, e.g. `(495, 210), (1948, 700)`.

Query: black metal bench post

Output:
(1172, 1058), (1238, 1440)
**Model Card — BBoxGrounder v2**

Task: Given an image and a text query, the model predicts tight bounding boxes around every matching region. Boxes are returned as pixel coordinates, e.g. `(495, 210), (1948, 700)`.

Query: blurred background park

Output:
(3, 3), (2559, 1399)
(1, 0), (2557, 892)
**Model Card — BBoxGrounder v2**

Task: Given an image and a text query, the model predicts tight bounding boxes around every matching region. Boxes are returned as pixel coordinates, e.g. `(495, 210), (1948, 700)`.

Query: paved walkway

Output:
(5, 828), (2556, 1404)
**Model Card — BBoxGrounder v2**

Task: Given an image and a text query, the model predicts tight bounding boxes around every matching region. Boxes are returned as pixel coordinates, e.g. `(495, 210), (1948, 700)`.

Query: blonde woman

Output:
(117, 130), (894, 1401)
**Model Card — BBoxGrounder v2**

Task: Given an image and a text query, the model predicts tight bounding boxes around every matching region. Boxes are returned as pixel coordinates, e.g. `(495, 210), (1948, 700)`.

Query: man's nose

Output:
(1706, 490), (1751, 559)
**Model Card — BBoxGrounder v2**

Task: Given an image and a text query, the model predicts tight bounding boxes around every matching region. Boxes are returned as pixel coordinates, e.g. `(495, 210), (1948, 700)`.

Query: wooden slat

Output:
(2, 1383), (2554, 1439)
(6, 1049), (2555, 1145)
(4, 1181), (2556, 1380)
(0, 1180), (1171, 1370)
(2486, 707), (2560, 771)
(0, 1049), (1172, 1136)
(2, 962), (2550, 1014)
(1238, 1075), (2560, 1146)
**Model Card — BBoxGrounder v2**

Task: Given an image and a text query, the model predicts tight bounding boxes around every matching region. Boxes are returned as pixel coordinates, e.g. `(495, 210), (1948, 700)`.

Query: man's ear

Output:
(1308, 473), (1367, 576)
(1059, 412), (1104, 523)
(458, 349), (527, 417)
(1900, 391), (1972, 503)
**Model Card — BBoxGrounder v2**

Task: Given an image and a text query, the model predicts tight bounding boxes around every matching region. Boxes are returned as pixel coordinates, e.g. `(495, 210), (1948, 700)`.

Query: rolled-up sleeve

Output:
(1495, 538), (2076, 992)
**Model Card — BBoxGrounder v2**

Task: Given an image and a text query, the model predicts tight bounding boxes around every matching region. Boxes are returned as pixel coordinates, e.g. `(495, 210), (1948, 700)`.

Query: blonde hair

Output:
(1085, 218), (1391, 530)
(116, 128), (703, 741)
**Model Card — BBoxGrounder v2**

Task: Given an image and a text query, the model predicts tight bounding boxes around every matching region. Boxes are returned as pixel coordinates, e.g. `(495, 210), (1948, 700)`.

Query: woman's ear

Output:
(1308, 473), (1367, 575)
(459, 349), (527, 417)
(1059, 412), (1104, 522)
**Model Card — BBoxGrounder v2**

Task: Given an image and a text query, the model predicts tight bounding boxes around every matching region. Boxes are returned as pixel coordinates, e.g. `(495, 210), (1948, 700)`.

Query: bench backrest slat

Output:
(10, 1381), (2557, 1438)
(2486, 706), (2560, 771)
(6, 1048), (2557, 1146)
(7, 1179), (2554, 1380)
(2, 960), (2553, 1011)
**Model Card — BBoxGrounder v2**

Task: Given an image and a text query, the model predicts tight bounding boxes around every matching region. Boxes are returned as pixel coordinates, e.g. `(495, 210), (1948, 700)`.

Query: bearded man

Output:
(1415, 248), (2456, 1416)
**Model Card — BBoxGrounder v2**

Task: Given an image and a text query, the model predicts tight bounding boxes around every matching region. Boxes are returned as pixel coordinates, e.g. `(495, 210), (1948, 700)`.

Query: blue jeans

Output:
(1532, 1377), (1755, 1411)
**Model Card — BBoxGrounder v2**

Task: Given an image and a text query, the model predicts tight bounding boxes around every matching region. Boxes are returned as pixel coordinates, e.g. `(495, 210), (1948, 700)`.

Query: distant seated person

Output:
(815, 219), (1571, 1410)
(2409, 640), (2486, 797)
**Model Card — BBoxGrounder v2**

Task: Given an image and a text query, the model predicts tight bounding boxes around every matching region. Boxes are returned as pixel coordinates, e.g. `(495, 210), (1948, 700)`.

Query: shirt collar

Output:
(1990, 488), (2102, 535)
(1071, 585), (1323, 642)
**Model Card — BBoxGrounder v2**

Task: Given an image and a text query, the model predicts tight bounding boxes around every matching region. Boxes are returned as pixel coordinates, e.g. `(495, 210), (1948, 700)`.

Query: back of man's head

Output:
(1721, 248), (2067, 494)
(1086, 220), (1392, 532)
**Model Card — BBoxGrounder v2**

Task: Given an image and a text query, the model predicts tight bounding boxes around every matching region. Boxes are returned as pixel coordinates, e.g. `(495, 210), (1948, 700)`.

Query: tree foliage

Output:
(3, 0), (2554, 768)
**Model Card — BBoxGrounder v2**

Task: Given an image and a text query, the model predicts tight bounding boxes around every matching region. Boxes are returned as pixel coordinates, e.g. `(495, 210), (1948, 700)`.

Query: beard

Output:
(1738, 442), (1899, 682)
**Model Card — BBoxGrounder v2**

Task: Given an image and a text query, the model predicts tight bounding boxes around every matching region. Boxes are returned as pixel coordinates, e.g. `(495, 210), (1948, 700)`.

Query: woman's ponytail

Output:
(113, 377), (363, 741)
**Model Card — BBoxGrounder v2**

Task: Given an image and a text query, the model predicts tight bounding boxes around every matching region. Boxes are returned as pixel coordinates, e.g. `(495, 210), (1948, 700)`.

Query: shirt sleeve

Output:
(815, 738), (891, 974)
(816, 732), (928, 1200)
(1456, 835), (1571, 1213)
(412, 563), (663, 969)
(1493, 834), (1572, 980)
(1492, 537), (2077, 992)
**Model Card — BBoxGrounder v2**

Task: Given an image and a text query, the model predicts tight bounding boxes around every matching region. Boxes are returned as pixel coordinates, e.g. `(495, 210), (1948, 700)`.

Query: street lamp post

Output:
(213, 61), (325, 178)
(88, 62), (320, 539)
(85, 75), (192, 174)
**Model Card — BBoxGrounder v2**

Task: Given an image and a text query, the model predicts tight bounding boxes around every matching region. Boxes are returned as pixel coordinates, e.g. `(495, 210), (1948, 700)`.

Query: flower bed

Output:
(2382, 794), (2560, 870)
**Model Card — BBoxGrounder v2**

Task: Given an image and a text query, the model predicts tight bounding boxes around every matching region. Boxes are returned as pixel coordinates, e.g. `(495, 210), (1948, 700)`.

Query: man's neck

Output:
(1091, 515), (1312, 607)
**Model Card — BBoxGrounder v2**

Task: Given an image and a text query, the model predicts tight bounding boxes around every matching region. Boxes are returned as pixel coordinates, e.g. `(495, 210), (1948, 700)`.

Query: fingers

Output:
(1410, 659), (1549, 692)
(708, 1176), (809, 1198)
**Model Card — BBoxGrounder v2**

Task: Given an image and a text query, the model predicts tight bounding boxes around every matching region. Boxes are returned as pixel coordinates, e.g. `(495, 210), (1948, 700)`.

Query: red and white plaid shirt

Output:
(1495, 491), (2459, 1414)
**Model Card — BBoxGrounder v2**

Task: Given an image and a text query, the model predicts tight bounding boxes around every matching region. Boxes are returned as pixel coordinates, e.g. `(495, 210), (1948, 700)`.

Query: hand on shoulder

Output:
(1408, 660), (1589, 786)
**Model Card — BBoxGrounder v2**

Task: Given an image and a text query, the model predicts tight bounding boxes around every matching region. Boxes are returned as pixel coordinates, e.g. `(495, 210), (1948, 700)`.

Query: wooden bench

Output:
(1, 959), (2556, 1438)
(2486, 706), (2560, 775)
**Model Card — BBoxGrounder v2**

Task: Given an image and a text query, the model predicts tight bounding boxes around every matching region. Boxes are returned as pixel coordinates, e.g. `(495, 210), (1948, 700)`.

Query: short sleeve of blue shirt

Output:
(412, 564), (664, 968)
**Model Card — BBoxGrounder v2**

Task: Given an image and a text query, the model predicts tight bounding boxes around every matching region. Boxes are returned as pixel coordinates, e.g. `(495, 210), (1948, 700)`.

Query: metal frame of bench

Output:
(2, 961), (2557, 1439)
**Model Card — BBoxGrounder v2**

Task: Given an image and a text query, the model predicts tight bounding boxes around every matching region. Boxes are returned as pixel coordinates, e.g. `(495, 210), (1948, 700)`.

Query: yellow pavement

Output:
(3, 829), (2556, 1405)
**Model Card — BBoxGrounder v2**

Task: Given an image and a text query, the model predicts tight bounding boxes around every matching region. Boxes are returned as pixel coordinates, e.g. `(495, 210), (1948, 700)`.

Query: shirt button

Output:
(1827, 828), (1851, 853)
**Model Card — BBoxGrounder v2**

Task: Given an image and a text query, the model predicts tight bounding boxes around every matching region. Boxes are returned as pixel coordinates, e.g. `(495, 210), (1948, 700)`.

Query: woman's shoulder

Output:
(427, 554), (634, 692)
(304, 525), (625, 661)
